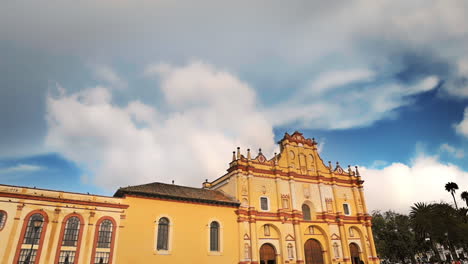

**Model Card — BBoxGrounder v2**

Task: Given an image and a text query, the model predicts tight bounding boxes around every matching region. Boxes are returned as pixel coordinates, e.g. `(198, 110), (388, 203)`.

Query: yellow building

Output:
(0, 131), (379, 264)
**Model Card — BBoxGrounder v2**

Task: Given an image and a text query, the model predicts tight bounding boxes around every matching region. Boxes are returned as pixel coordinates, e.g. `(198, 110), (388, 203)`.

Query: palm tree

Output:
(461, 191), (468, 207)
(410, 202), (440, 262)
(445, 182), (459, 209)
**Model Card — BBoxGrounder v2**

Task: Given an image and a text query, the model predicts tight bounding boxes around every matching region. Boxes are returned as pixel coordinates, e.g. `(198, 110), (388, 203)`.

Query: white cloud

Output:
(362, 154), (468, 213)
(306, 69), (375, 95)
(0, 164), (43, 174)
(92, 65), (127, 89)
(267, 75), (439, 129)
(46, 61), (275, 189)
(455, 107), (468, 138)
(439, 143), (464, 159)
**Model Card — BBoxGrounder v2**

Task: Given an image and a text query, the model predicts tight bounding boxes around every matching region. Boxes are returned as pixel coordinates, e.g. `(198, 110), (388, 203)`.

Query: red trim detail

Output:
(227, 165), (361, 187)
(0, 192), (128, 209)
(0, 210), (7, 231)
(90, 216), (117, 264)
(54, 213), (85, 264)
(13, 210), (49, 264)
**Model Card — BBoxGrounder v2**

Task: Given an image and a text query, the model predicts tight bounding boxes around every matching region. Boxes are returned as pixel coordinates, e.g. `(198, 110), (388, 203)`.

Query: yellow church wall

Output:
(116, 195), (239, 264)
(0, 184), (126, 264)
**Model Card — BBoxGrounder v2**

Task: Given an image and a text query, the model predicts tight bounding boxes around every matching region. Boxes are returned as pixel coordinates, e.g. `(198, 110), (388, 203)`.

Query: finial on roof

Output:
(348, 165), (352, 175)
(237, 147), (241, 159)
(247, 148), (251, 160)
(232, 151), (236, 161)
(274, 152), (278, 164)
(355, 166), (360, 176)
(328, 161), (332, 170)
(172, 180), (174, 185)
(259, 148), (262, 154)
(205, 179), (208, 182)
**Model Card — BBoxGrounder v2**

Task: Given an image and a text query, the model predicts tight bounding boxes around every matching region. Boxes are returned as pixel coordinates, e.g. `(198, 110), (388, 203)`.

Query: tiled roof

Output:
(114, 182), (239, 207)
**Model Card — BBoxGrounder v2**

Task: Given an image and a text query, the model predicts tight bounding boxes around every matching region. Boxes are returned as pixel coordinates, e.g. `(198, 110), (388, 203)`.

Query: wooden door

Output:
(260, 243), (276, 264)
(349, 243), (361, 264)
(304, 239), (324, 264)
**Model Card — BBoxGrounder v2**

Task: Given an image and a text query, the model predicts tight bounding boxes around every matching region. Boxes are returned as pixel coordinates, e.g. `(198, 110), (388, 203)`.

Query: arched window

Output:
(210, 221), (219, 251)
(24, 214), (45, 245)
(0, 210), (6, 230)
(157, 217), (169, 250)
(14, 211), (47, 264)
(97, 220), (113, 248)
(55, 215), (83, 264)
(63, 217), (80, 246)
(91, 218), (115, 264)
(302, 204), (311, 221)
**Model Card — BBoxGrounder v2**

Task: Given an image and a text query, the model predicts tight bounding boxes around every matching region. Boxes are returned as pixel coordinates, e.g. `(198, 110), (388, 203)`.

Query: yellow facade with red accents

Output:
(208, 131), (379, 264)
(0, 131), (379, 264)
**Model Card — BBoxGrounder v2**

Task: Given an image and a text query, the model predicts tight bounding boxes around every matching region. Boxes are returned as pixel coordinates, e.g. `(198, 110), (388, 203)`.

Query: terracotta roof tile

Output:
(114, 182), (239, 206)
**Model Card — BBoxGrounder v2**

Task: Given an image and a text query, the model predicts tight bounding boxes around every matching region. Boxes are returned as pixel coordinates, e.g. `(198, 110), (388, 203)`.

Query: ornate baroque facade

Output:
(0, 131), (379, 264)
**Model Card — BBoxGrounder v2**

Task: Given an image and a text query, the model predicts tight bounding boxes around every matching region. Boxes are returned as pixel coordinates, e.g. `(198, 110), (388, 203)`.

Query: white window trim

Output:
(207, 218), (223, 255)
(343, 203), (351, 216)
(154, 215), (173, 255)
(260, 196), (270, 212)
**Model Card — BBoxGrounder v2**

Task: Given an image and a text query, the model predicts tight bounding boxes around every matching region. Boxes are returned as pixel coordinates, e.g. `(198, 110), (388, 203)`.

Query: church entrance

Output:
(349, 243), (361, 264)
(260, 243), (276, 264)
(304, 239), (324, 264)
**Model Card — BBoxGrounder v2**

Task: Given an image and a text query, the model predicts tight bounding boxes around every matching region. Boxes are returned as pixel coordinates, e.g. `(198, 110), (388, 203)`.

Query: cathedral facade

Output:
(0, 132), (379, 264)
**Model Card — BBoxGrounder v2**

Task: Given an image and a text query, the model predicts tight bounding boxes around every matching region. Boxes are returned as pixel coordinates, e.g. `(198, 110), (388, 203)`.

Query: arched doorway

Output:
(304, 239), (324, 264)
(260, 243), (276, 264)
(349, 243), (361, 264)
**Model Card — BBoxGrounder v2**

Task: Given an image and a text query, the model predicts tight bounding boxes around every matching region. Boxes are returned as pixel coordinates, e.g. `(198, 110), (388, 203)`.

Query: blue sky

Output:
(1, 0), (468, 212)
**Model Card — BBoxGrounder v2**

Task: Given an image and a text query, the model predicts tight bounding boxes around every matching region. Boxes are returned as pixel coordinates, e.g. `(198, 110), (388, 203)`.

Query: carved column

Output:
(338, 220), (351, 263)
(249, 218), (259, 264)
(1, 204), (24, 264)
(293, 219), (304, 263)
(365, 222), (378, 263)
(358, 187), (369, 214)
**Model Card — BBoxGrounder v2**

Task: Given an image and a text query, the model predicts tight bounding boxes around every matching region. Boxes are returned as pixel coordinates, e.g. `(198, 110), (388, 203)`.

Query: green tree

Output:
(372, 211), (417, 263)
(445, 182), (459, 209)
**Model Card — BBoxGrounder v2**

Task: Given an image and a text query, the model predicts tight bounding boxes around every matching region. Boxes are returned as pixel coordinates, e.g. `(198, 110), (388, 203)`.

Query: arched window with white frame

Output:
(157, 217), (169, 251)
(210, 221), (220, 252)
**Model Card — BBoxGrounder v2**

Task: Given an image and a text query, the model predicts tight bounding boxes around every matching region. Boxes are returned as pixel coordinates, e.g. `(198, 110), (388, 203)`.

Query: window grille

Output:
(63, 217), (80, 246)
(58, 250), (76, 264)
(23, 214), (44, 245)
(94, 252), (110, 264)
(157, 217), (169, 250)
(343, 204), (350, 215)
(302, 204), (311, 220)
(97, 220), (112, 248)
(260, 197), (268, 211)
(0, 211), (6, 229)
(210, 221), (219, 251)
(18, 249), (37, 264)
